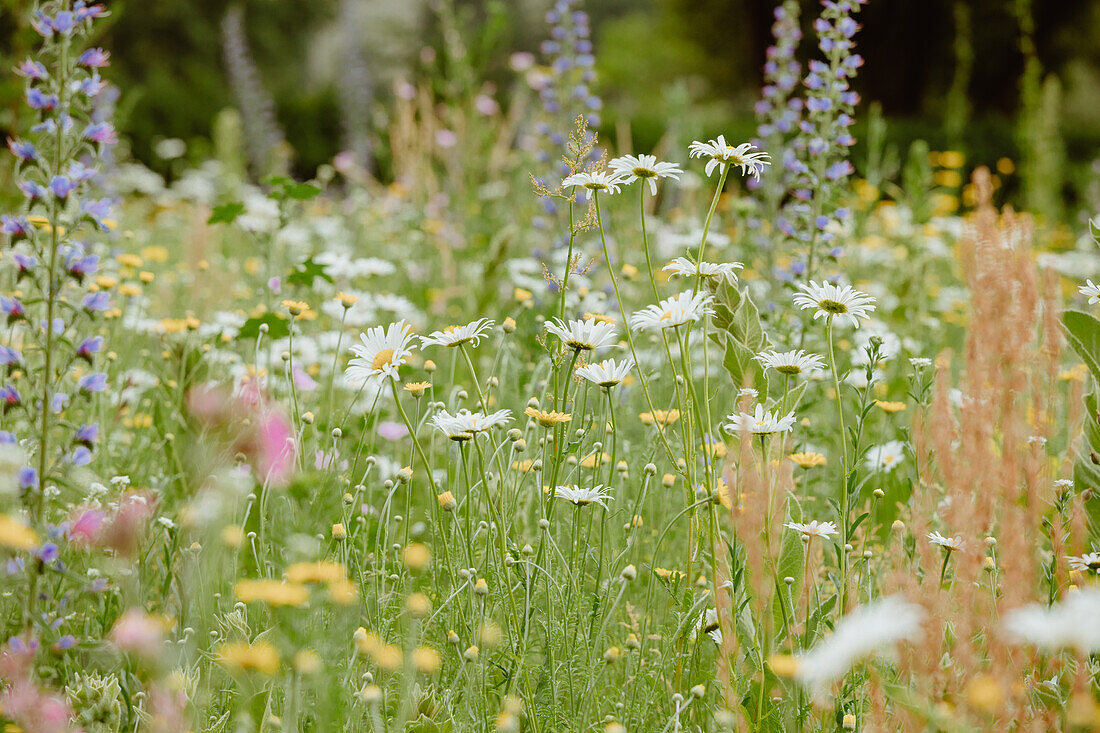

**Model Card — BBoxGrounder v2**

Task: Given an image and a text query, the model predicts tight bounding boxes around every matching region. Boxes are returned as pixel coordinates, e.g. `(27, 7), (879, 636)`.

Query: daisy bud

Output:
(620, 564), (636, 581)
(332, 428), (342, 439)
(538, 518), (550, 530)
(691, 684), (705, 699)
(872, 488), (884, 497)
(332, 523), (347, 540)
(302, 411), (315, 424)
(625, 633), (640, 650)
(507, 428), (522, 441)
(403, 543), (431, 571)
(784, 576), (794, 585)
(359, 684), (382, 704)
(982, 556), (995, 571)
(463, 645), (479, 662)
(259, 323), (269, 333)
(425, 360), (436, 372)
(457, 389), (468, 401)
(458, 568), (472, 580)
(644, 463), (657, 476)
(984, 536), (997, 546)
(448, 630), (460, 644)
(532, 459), (543, 472)
(891, 519), (905, 532)
(527, 397), (540, 408)
(438, 491), (457, 511)
(514, 439), (526, 452)
(406, 593), (431, 616)
(281, 351), (290, 362)
(662, 473), (675, 488)
(603, 646), (621, 663)
(396, 466), (413, 483)
(616, 461), (628, 474)
(522, 544), (533, 555)
(474, 578), (489, 595)
(671, 693), (683, 705)
(842, 714), (856, 730)
(502, 317), (516, 333)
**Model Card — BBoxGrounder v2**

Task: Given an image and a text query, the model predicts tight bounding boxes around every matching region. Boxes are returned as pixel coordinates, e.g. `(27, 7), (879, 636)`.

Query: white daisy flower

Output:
(430, 408), (513, 441)
(794, 596), (926, 697)
(553, 484), (613, 509)
(792, 281), (877, 329)
(575, 357), (634, 388)
(662, 257), (743, 280)
(419, 318), (495, 348)
(927, 531), (963, 552)
(688, 136), (771, 179)
(724, 404), (796, 435)
(691, 608), (723, 645)
(754, 349), (827, 377)
(345, 321), (416, 385)
(629, 290), (714, 332)
(1002, 588), (1100, 652)
(864, 440), (906, 473)
(785, 520), (839, 540)
(1066, 552), (1100, 573)
(1080, 279), (1100, 305)
(608, 154), (683, 195)
(544, 317), (618, 351)
(561, 170), (629, 196)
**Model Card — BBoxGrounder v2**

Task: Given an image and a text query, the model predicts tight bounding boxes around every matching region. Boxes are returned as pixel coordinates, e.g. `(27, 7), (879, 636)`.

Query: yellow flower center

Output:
(372, 349), (395, 371)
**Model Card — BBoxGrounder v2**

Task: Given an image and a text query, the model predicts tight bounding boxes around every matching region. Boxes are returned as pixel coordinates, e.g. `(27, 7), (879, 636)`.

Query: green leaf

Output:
(286, 257), (334, 288)
(207, 202), (244, 225)
(1064, 310), (1100, 381)
(708, 277), (771, 390)
(283, 182), (322, 200)
(237, 313), (290, 341)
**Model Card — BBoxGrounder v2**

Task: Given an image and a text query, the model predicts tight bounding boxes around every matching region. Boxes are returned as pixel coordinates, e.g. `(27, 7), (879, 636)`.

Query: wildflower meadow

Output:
(3, 0), (1100, 730)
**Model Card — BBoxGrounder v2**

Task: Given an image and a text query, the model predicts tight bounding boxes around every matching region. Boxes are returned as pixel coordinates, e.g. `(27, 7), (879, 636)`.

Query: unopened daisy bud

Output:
(502, 317), (516, 333)
(332, 523), (347, 540)
(616, 460), (628, 474)
(625, 633), (640, 650)
(396, 466), (413, 484)
(507, 428), (523, 441)
(982, 556), (995, 570)
(458, 568), (471, 580)
(671, 693), (683, 705)
(403, 543), (431, 571)
(359, 684), (382, 704)
(662, 473), (675, 488)
(335, 291), (358, 308)
(872, 488), (885, 498)
(984, 536), (997, 546)
(844, 543), (853, 553)
(412, 646), (441, 674)
(891, 519), (905, 532)
(532, 459), (543, 472)
(463, 645), (479, 662)
(406, 593), (431, 616)
(605, 723), (626, 733)
(514, 439), (527, 452)
(302, 411), (315, 424)
(259, 323), (269, 333)
(603, 646), (621, 663)
(438, 491), (457, 511)
(332, 427), (342, 439)
(621, 564), (637, 581)
(784, 576), (795, 585)
(522, 544), (534, 555)
(424, 359), (436, 372)
(474, 578), (489, 595)
(842, 714), (857, 730)
(691, 684), (706, 699)
(527, 396), (540, 409)
(643, 462), (657, 476)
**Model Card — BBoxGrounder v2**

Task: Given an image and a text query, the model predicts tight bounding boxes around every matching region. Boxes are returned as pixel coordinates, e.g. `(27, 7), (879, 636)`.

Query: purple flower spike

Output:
(77, 48), (110, 67)
(78, 373), (108, 394)
(15, 59), (48, 79)
(81, 291), (110, 312)
(18, 466), (38, 490)
(74, 423), (99, 447)
(7, 138), (37, 161)
(50, 176), (78, 198)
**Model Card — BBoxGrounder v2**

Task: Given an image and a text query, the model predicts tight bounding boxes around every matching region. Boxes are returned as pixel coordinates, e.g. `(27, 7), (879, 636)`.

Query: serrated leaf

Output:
(207, 202), (244, 225)
(237, 313), (290, 341)
(286, 257), (334, 288)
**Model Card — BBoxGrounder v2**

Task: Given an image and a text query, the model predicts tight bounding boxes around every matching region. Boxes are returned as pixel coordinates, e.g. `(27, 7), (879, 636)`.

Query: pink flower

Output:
(99, 491), (156, 556)
(254, 407), (295, 485)
(292, 365), (317, 390)
(377, 421), (409, 441)
(68, 507), (104, 544)
(110, 608), (164, 658)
